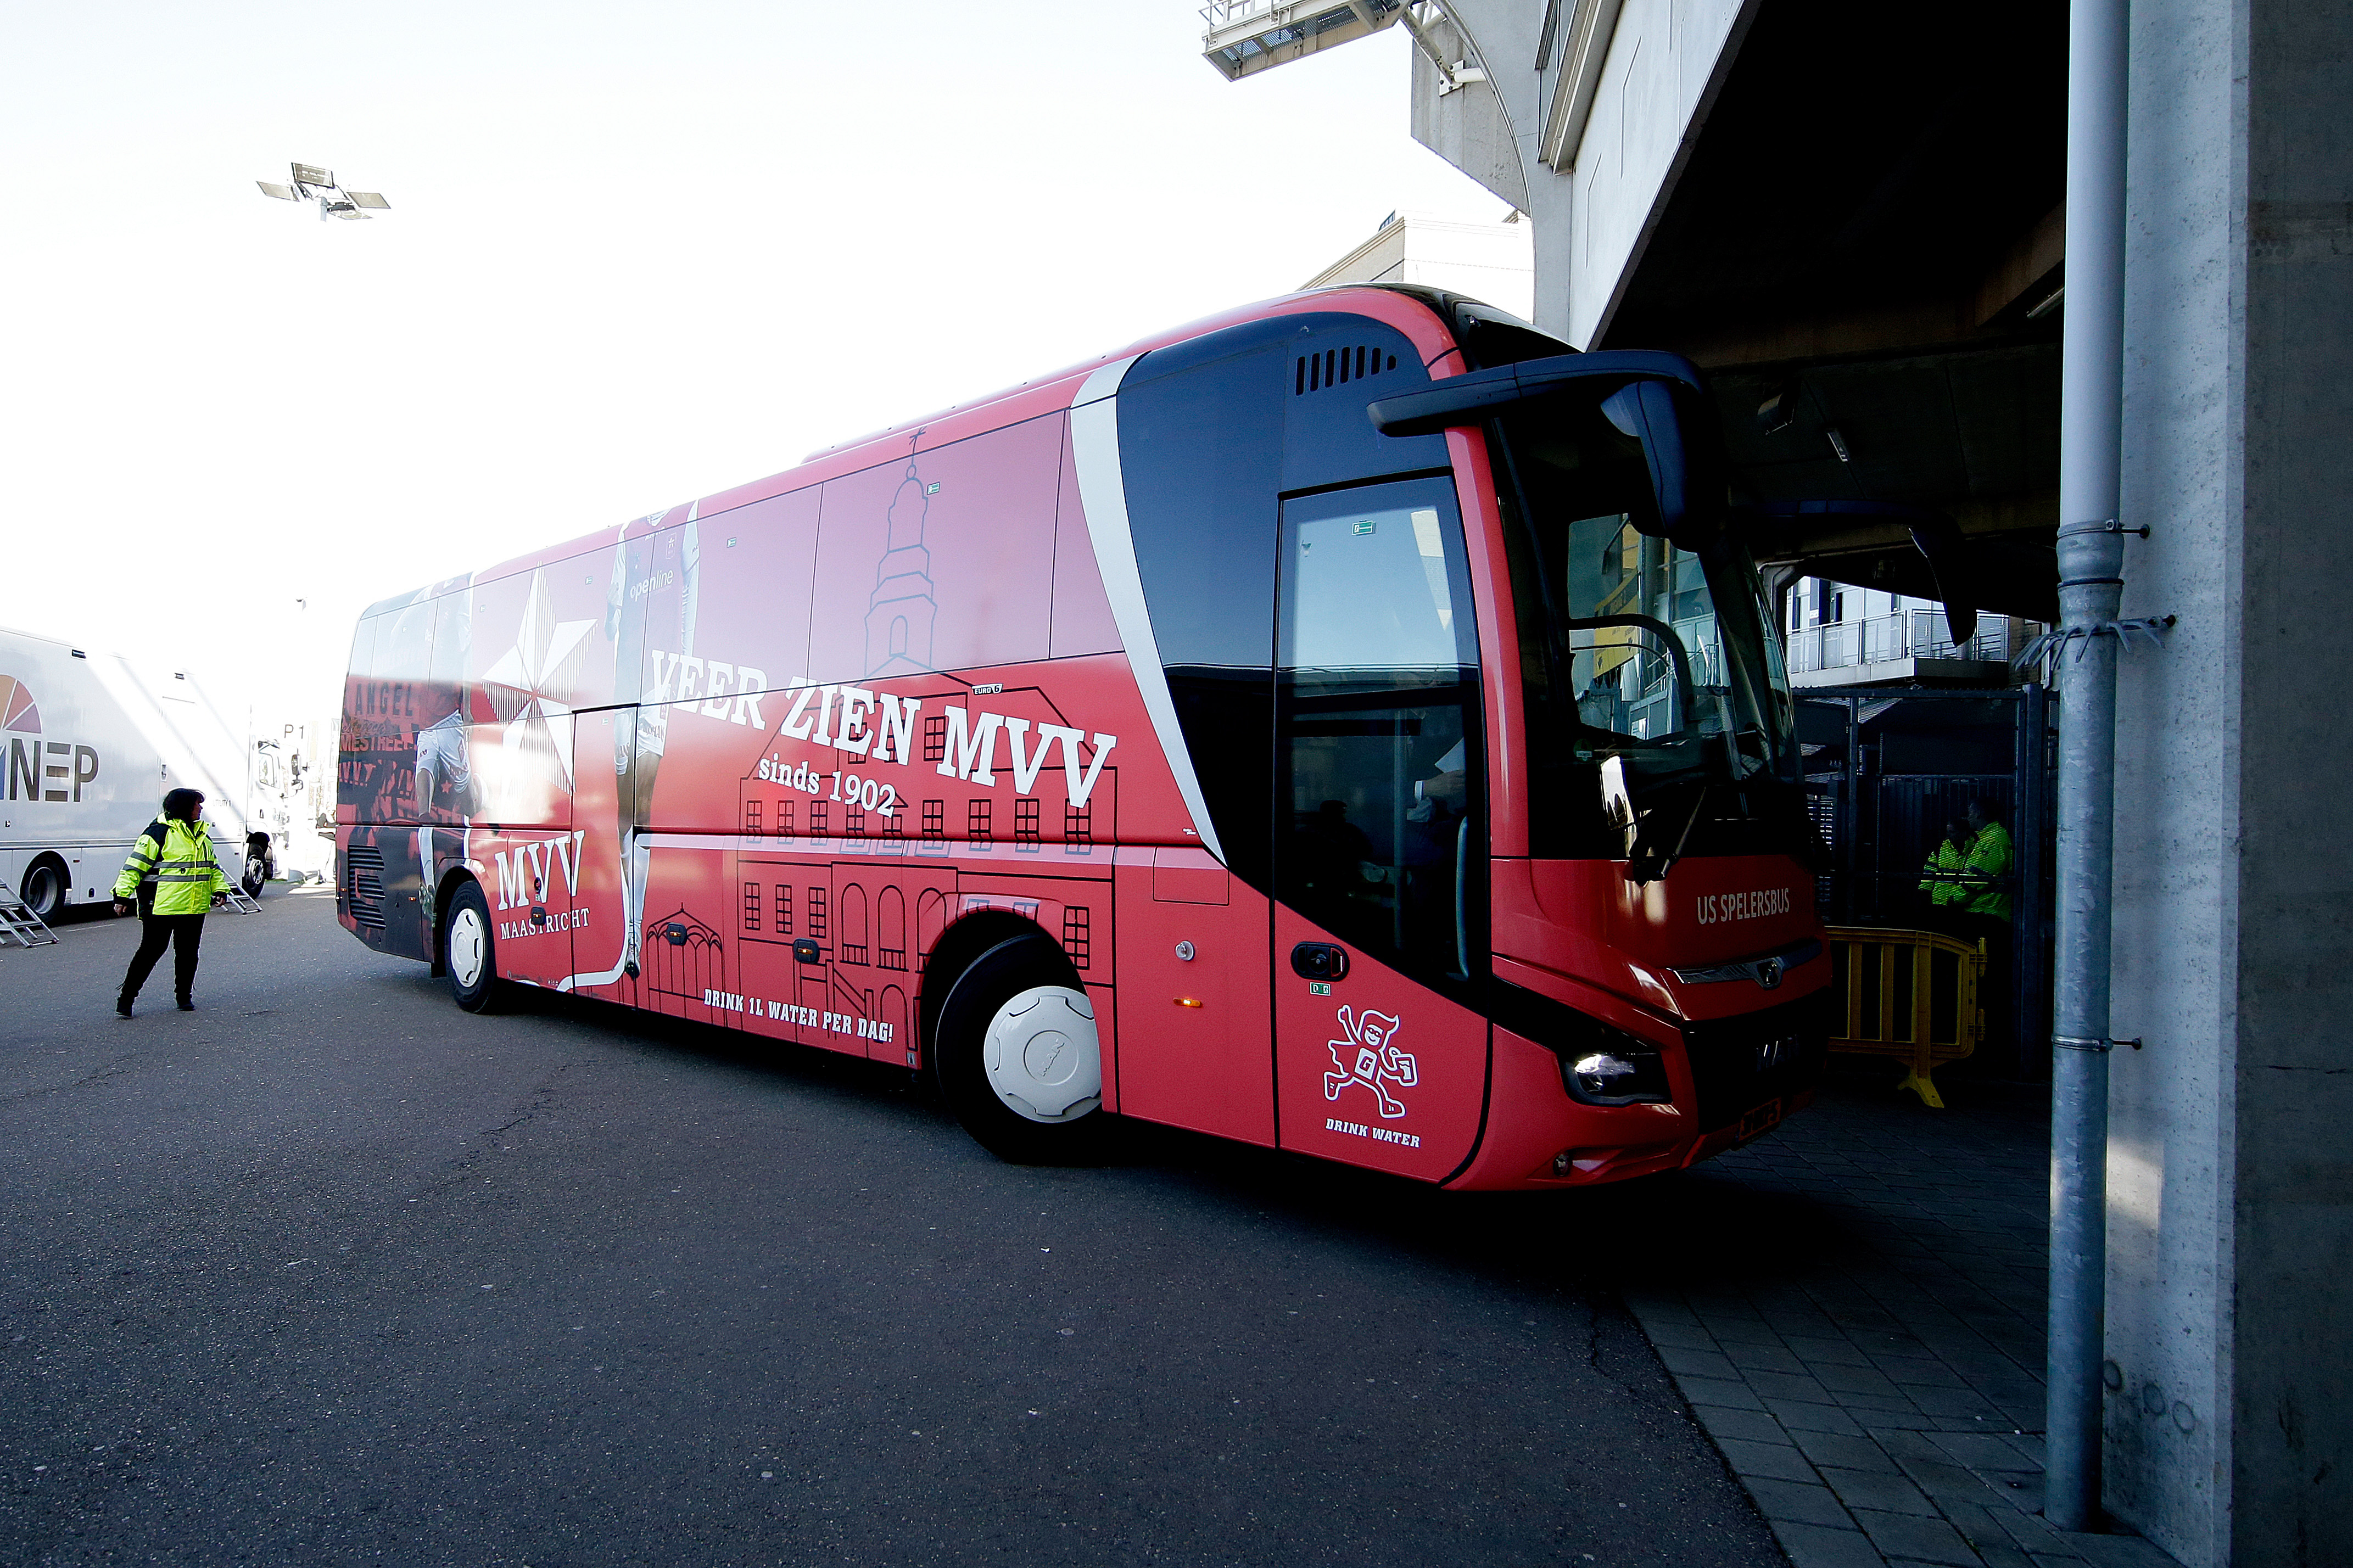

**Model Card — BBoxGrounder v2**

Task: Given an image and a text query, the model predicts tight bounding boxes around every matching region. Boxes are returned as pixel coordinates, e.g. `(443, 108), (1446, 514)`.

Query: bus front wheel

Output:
(934, 936), (1104, 1164)
(443, 881), (505, 1015)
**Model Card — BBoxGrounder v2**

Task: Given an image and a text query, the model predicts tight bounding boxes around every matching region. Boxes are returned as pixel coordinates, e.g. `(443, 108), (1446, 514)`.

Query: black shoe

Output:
(176, 999), (194, 1012)
(115, 996), (134, 1018)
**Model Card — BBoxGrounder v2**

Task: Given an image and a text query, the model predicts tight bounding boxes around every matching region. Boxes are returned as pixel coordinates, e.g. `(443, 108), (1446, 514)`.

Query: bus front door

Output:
(1269, 479), (1490, 1180)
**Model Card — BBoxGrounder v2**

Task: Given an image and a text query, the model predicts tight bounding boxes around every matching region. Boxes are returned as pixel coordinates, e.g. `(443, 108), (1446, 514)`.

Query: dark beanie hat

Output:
(161, 788), (205, 820)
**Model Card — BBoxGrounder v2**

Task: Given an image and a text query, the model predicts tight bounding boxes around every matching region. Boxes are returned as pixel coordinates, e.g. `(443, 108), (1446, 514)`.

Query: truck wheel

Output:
(934, 935), (1105, 1164)
(443, 881), (504, 1014)
(22, 858), (68, 921)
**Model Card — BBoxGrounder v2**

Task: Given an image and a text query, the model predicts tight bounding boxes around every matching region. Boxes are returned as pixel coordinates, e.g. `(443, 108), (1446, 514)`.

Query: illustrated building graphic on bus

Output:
(864, 457), (939, 680)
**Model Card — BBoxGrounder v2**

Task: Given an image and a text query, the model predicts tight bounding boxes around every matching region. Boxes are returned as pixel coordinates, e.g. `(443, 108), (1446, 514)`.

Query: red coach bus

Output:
(337, 286), (1827, 1188)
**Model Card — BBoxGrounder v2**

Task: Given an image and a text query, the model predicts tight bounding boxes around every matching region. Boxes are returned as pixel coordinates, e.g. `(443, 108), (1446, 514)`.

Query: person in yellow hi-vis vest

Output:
(1959, 798), (2014, 923)
(1957, 797), (2015, 1056)
(1918, 817), (1971, 923)
(112, 788), (229, 1017)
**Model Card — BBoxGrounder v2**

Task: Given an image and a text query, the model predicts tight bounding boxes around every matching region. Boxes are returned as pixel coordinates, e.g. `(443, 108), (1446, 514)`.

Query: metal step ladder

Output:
(219, 881), (263, 915)
(0, 880), (61, 948)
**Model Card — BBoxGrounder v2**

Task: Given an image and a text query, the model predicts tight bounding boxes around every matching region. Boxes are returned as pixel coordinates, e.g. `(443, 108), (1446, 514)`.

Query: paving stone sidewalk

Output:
(1611, 1073), (2179, 1568)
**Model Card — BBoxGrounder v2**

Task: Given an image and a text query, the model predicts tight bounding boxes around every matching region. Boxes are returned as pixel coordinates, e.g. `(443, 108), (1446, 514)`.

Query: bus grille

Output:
(345, 847), (387, 932)
(1680, 992), (1830, 1134)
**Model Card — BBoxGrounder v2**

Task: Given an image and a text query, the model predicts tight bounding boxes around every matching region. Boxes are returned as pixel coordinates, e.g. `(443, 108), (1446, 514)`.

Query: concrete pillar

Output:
(2107, 0), (2353, 1561)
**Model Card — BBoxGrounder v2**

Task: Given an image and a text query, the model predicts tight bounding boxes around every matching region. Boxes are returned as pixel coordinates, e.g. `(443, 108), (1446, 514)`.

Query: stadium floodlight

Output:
(257, 161), (391, 223)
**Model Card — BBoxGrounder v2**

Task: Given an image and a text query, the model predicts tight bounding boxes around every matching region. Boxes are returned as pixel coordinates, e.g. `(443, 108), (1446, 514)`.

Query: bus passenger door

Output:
(1271, 479), (1489, 1181)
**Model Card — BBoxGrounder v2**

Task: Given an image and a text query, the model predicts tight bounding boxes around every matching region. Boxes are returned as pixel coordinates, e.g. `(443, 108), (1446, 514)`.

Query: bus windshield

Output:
(1490, 389), (1802, 859)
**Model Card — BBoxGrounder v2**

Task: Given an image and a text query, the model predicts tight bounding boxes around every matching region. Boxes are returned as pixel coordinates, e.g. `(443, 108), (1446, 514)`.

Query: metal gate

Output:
(1798, 686), (2053, 1077)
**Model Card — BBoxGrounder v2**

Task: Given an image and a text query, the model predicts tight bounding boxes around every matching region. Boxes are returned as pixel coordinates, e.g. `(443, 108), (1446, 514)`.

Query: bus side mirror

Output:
(1600, 380), (1693, 544)
(1366, 354), (1717, 548)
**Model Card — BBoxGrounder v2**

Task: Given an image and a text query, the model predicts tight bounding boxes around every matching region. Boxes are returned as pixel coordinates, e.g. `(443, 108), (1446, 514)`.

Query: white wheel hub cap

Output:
(449, 906), (488, 988)
(982, 986), (1101, 1123)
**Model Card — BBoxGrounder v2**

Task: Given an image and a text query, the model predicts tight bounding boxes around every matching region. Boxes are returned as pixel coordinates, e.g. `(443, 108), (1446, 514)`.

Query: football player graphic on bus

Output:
(408, 589), (474, 936)
(1323, 1005), (1418, 1119)
(411, 704), (476, 929)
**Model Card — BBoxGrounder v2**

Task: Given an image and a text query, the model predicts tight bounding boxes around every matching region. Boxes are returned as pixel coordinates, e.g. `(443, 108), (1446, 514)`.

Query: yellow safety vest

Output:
(115, 818), (228, 916)
(1919, 839), (1968, 905)
(1959, 821), (2014, 922)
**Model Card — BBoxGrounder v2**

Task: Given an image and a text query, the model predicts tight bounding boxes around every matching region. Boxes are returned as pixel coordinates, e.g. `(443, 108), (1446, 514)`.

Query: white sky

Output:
(0, 1), (1505, 737)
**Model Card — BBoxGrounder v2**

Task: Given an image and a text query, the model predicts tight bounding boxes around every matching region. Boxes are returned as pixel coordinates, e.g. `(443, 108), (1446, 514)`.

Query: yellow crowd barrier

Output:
(1822, 926), (1987, 1108)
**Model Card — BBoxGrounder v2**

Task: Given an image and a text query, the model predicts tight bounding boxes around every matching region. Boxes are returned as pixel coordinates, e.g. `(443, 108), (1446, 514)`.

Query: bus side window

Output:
(337, 615), (382, 816)
(365, 599), (437, 825)
(372, 598), (435, 692)
(427, 591), (469, 697)
(806, 416), (1060, 683)
(345, 616), (379, 690)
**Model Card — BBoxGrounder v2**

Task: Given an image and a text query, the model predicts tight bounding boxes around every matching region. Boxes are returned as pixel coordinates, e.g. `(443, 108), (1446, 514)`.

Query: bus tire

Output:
(934, 935), (1105, 1164)
(21, 856), (69, 921)
(443, 880), (505, 1015)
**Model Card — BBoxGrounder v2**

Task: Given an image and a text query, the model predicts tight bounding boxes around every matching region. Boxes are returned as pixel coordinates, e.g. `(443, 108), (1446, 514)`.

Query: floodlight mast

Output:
(255, 161), (390, 223)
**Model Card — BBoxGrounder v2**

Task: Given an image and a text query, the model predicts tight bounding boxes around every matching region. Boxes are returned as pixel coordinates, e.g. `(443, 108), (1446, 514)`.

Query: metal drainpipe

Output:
(2044, 0), (2130, 1532)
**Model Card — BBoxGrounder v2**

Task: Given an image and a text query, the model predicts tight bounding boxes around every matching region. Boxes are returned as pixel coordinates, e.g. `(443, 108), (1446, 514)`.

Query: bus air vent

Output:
(344, 847), (386, 932)
(1294, 345), (1399, 395)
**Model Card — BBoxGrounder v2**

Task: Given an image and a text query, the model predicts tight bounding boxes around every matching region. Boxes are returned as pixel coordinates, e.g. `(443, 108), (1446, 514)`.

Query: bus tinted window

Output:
(656, 489), (818, 699)
(1277, 478), (1480, 992)
(427, 592), (470, 691)
(371, 598), (435, 686)
(1119, 335), (1287, 887)
(808, 415), (1061, 682)
(1282, 503), (1477, 672)
(344, 615), (378, 682)
(1119, 340), (1284, 671)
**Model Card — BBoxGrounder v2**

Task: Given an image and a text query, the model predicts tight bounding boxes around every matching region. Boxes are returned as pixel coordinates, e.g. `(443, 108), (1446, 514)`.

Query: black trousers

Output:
(122, 912), (205, 1003)
(1962, 913), (2015, 1063)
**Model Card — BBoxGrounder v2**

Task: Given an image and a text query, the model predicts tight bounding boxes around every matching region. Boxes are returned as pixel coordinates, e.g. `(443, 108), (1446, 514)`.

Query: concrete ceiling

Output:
(1595, 0), (2070, 618)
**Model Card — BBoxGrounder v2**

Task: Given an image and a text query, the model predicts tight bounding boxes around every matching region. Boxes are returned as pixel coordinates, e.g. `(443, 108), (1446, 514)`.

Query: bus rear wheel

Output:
(934, 935), (1104, 1164)
(21, 858), (68, 921)
(443, 881), (505, 1015)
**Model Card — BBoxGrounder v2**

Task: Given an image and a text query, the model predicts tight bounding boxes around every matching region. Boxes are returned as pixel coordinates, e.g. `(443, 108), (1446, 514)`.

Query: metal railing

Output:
(1201, 0), (1404, 33)
(1786, 611), (2038, 676)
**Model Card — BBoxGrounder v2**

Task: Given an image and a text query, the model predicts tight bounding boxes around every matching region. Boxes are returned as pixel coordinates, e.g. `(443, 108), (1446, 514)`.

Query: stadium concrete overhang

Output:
(1225, 0), (2071, 621)
(1592, 1), (2071, 621)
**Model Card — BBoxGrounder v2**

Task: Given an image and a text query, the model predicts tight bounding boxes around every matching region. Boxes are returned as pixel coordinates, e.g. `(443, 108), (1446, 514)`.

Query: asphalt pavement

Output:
(0, 891), (1781, 1567)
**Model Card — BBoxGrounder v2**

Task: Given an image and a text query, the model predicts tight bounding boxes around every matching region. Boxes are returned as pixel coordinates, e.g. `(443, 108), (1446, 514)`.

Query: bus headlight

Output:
(1557, 1025), (1673, 1106)
(1572, 1052), (1641, 1094)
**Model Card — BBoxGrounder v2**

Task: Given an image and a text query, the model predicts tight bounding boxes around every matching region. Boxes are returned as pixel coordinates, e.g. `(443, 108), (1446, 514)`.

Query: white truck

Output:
(1, 624), (258, 921)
